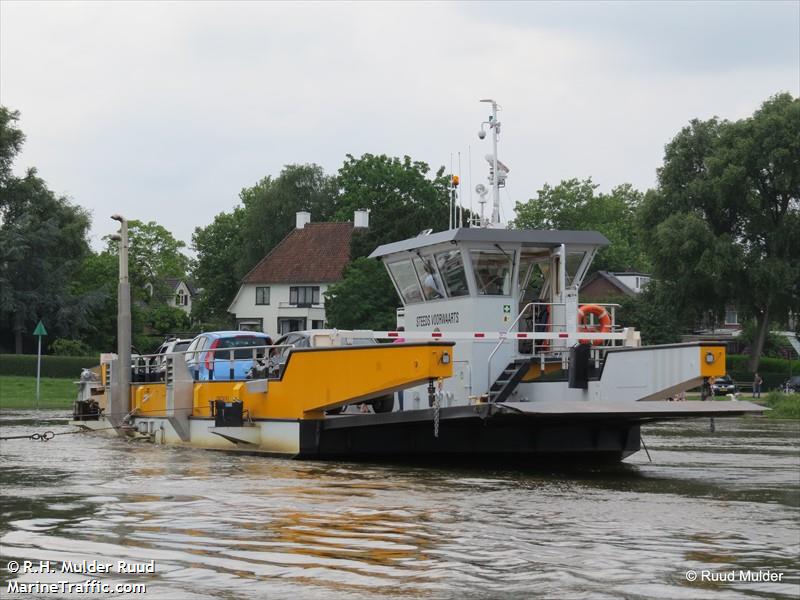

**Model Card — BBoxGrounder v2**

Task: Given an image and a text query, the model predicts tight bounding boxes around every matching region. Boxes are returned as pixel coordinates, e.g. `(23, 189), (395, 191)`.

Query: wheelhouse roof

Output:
(368, 227), (610, 259)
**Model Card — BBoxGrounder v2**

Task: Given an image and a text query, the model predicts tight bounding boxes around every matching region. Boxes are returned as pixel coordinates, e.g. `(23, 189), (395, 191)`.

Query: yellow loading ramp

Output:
(190, 343), (455, 438)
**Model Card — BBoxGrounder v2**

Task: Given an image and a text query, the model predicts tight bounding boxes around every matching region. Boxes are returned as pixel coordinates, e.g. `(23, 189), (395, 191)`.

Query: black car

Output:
(711, 375), (738, 396)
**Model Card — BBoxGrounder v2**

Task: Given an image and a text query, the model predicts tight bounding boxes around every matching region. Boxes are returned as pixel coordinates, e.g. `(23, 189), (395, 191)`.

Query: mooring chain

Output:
(0, 426), (115, 442)
(1, 430), (57, 442)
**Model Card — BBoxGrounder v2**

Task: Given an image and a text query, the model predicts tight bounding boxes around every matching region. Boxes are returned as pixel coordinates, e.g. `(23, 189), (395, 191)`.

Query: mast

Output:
(478, 99), (506, 226)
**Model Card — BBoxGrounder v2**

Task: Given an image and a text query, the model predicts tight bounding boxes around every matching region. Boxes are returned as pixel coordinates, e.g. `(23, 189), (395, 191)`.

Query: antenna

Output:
(478, 99), (506, 227)
(449, 153), (454, 230)
(458, 152), (462, 228)
(468, 145), (474, 228)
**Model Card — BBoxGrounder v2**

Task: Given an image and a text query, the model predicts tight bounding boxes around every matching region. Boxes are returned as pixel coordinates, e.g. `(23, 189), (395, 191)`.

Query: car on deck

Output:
(184, 331), (273, 381)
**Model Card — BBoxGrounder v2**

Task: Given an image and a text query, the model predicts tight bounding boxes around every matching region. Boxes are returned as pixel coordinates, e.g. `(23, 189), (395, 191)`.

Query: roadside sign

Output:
(34, 320), (47, 410)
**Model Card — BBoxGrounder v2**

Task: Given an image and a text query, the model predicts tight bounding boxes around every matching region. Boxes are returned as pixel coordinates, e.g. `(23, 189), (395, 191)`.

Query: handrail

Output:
(486, 302), (565, 396)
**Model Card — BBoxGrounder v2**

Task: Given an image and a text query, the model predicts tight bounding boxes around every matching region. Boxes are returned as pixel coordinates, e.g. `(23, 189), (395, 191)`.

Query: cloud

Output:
(1, 1), (797, 250)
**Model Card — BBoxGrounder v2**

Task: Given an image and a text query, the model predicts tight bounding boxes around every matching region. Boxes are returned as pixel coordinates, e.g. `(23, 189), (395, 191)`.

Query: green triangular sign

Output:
(33, 320), (47, 336)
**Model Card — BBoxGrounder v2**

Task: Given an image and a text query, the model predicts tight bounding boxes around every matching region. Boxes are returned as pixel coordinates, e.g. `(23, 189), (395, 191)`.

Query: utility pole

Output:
(109, 214), (130, 432)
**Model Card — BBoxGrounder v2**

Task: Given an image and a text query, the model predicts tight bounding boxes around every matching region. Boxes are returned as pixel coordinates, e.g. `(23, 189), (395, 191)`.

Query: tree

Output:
(238, 164), (338, 273)
(324, 258), (398, 331)
(191, 207), (246, 324)
(513, 178), (650, 273)
(0, 107), (95, 353)
(68, 250), (118, 352)
(324, 154), (453, 328)
(640, 93), (800, 370)
(335, 154), (452, 258)
(104, 219), (191, 302)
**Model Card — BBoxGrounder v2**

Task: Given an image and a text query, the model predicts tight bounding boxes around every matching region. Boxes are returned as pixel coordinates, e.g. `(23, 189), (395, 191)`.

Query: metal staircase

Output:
(489, 358), (534, 403)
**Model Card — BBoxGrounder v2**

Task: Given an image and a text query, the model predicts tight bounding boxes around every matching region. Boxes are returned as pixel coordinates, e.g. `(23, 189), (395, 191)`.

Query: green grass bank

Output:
(0, 376), (76, 409)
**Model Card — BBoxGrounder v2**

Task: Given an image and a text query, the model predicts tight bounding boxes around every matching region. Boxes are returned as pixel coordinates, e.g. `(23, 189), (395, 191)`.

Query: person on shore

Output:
(753, 373), (763, 399)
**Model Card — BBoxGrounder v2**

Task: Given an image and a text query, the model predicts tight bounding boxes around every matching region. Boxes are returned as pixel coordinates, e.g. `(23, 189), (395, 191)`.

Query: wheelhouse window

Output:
(290, 286), (319, 307)
(386, 260), (423, 304)
(412, 255), (446, 300)
(435, 250), (470, 297)
(565, 252), (587, 288)
(255, 286), (270, 305)
(470, 249), (514, 296)
(518, 249), (550, 295)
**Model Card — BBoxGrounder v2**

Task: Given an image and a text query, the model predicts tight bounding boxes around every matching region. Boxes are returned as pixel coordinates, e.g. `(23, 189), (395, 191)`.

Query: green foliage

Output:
(641, 93), (800, 370)
(736, 321), (791, 358)
(51, 338), (92, 356)
(0, 375), (76, 409)
(133, 334), (166, 354)
(727, 354), (799, 374)
(104, 220), (191, 302)
(335, 154), (451, 258)
(191, 207), (247, 322)
(144, 305), (191, 335)
(513, 178), (650, 273)
(615, 282), (682, 345)
(238, 164), (338, 273)
(0, 107), (25, 184)
(0, 354), (98, 378)
(0, 106), (96, 353)
(68, 251), (118, 351)
(324, 258), (398, 330)
(763, 391), (800, 419)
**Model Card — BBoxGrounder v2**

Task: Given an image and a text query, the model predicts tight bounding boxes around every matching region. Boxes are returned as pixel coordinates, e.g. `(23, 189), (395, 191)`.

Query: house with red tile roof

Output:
(228, 211), (369, 335)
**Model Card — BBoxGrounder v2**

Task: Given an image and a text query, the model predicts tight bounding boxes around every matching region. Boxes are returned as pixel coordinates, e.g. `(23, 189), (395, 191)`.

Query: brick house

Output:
(228, 211), (368, 335)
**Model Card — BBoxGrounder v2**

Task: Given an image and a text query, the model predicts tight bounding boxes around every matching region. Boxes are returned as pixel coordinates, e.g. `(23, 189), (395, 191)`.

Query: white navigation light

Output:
(705, 352), (716, 365)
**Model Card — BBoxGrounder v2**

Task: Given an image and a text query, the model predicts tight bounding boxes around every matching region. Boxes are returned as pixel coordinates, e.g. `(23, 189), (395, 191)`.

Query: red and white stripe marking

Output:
(374, 331), (626, 341)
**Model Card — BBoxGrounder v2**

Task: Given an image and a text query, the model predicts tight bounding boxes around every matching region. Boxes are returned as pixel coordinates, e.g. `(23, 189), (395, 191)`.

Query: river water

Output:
(1, 411), (798, 599)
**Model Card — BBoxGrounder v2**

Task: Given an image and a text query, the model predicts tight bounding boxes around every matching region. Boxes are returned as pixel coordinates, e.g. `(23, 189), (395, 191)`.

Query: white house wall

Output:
(229, 282), (330, 335)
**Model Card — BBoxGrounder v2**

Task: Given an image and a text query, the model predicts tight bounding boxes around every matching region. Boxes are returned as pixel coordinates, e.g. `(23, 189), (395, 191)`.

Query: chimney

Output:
(296, 211), (311, 229)
(354, 209), (369, 229)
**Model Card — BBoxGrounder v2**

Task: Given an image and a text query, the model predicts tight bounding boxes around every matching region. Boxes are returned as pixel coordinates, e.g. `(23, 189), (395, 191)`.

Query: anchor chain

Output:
(433, 378), (444, 438)
(433, 392), (440, 438)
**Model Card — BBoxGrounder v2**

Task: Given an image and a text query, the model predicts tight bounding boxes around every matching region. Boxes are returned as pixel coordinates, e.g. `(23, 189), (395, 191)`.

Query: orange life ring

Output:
(577, 304), (612, 345)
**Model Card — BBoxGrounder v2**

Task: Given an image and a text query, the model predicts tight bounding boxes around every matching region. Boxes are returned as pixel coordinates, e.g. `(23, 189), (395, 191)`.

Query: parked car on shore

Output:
(184, 331), (273, 381)
(711, 375), (738, 396)
(783, 376), (800, 393)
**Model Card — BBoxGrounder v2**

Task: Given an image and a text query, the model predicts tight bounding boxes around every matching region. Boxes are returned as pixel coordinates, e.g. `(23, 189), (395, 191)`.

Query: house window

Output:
(175, 291), (188, 306)
(278, 317), (307, 334)
(290, 286), (319, 307)
(312, 320), (325, 329)
(724, 307), (738, 325)
(256, 286), (270, 305)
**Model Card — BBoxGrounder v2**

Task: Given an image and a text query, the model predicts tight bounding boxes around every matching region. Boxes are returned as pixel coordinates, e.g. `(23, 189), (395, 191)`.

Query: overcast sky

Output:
(2, 1), (798, 251)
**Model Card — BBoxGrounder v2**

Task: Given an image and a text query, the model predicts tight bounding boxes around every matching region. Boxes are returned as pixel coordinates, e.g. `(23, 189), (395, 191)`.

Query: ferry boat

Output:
(72, 100), (763, 461)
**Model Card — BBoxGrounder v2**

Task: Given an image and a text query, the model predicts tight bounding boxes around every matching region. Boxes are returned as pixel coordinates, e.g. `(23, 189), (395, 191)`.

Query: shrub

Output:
(764, 391), (800, 419)
(0, 354), (99, 378)
(51, 338), (93, 357)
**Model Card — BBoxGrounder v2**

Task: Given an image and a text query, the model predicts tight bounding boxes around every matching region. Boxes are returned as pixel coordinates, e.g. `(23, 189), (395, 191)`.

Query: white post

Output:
(490, 101), (500, 225)
(36, 335), (41, 410)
